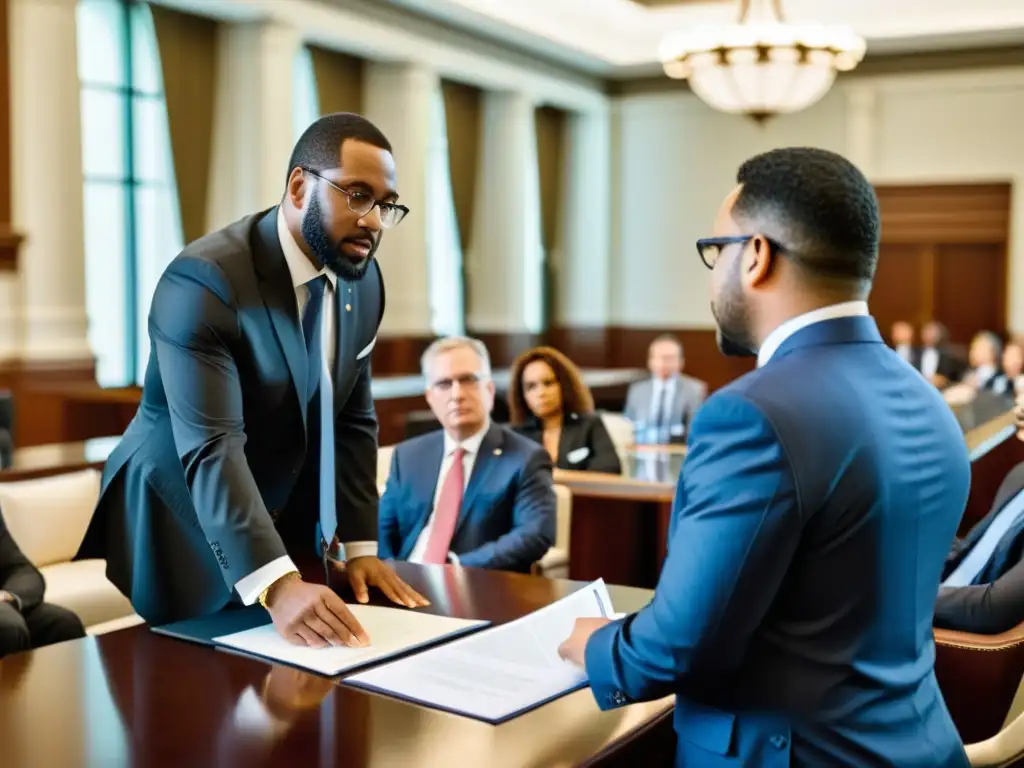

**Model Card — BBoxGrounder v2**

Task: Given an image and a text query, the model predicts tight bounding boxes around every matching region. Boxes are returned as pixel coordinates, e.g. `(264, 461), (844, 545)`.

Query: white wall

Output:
(612, 67), (1024, 331)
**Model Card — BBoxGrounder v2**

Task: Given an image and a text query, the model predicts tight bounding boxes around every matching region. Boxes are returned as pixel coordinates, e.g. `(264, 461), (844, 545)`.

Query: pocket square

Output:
(567, 447), (591, 464)
(356, 335), (377, 360)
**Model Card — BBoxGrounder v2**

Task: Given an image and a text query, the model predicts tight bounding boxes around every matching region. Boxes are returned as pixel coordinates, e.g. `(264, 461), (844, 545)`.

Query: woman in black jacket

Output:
(508, 347), (622, 475)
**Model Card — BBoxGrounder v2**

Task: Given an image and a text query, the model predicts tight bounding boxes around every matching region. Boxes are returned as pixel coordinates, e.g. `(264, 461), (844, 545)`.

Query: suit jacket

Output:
(76, 208), (384, 625)
(585, 316), (970, 768)
(377, 424), (556, 572)
(623, 375), (706, 442)
(914, 346), (968, 383)
(0, 505), (44, 613)
(513, 412), (622, 474)
(935, 462), (1024, 634)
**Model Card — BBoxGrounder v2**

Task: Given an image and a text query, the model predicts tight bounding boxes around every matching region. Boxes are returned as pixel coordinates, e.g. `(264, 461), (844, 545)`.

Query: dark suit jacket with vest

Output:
(377, 424), (556, 573)
(935, 461), (1024, 634)
(584, 316), (970, 767)
(77, 208), (384, 625)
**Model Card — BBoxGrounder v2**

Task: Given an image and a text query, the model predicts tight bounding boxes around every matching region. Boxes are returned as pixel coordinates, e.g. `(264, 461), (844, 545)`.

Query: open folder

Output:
(153, 604), (489, 677)
(344, 579), (615, 724)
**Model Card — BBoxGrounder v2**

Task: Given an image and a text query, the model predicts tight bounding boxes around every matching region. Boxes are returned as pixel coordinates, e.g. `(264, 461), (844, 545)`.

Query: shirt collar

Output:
(444, 422), (490, 457)
(276, 207), (337, 290)
(757, 300), (869, 368)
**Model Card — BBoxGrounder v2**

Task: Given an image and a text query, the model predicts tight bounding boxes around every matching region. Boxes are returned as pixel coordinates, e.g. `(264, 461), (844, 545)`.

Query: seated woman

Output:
(508, 347), (622, 475)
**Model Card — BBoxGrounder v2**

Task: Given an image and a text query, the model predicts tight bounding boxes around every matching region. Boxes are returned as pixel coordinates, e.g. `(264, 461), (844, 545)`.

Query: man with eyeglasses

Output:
(377, 336), (556, 572)
(560, 148), (970, 767)
(79, 113), (429, 648)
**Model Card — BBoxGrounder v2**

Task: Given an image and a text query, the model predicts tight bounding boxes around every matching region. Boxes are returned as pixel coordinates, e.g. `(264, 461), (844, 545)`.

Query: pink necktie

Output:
(423, 447), (466, 565)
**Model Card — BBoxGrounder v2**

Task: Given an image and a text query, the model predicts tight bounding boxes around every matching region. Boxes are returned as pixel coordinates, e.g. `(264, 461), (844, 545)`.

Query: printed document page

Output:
(213, 605), (488, 676)
(345, 579), (614, 723)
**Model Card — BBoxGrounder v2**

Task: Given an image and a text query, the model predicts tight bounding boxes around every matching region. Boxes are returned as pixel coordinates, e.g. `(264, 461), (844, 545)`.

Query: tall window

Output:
(427, 88), (466, 337)
(77, 0), (183, 387)
(293, 46), (320, 143)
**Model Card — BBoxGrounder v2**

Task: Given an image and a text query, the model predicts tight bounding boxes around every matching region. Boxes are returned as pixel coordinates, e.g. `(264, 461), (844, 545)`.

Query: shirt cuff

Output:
(343, 541), (378, 561)
(235, 556), (300, 606)
(447, 551), (461, 566)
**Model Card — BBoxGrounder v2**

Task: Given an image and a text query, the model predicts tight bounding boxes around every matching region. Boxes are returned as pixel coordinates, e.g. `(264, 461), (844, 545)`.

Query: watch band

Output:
(258, 571), (300, 609)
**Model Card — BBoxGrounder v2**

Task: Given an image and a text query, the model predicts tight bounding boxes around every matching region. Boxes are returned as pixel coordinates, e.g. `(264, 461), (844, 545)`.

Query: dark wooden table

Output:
(0, 563), (674, 768)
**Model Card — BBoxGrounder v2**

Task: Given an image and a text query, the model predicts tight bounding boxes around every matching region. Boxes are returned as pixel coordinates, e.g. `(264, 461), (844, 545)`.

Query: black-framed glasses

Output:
(696, 235), (786, 270)
(302, 167), (409, 229)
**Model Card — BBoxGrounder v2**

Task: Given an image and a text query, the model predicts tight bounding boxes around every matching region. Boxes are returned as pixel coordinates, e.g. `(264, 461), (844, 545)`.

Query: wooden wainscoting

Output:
(0, 358), (98, 448)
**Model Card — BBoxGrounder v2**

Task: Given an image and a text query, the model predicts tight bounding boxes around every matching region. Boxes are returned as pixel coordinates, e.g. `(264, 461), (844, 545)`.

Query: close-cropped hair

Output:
(734, 147), (880, 291)
(508, 346), (595, 425)
(286, 112), (392, 185)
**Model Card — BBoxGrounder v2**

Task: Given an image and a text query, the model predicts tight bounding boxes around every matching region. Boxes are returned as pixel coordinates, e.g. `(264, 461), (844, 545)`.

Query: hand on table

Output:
(334, 556), (431, 609)
(558, 618), (612, 667)
(265, 574), (370, 649)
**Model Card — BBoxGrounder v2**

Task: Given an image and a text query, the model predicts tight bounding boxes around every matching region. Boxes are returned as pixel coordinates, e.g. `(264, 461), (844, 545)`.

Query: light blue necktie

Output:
(943, 490), (1024, 587)
(303, 277), (337, 559)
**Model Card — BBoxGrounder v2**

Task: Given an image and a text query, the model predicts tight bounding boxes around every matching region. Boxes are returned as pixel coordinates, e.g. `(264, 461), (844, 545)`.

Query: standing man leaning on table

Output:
(78, 113), (427, 647)
(560, 148), (971, 767)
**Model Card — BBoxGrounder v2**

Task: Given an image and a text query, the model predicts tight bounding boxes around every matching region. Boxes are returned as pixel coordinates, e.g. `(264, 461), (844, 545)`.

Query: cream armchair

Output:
(966, 673), (1024, 767)
(0, 469), (140, 634)
(533, 484), (572, 579)
(599, 412), (635, 462)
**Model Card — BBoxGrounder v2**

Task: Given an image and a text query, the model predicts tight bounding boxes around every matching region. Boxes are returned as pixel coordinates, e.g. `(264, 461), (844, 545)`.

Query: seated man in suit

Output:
(0, 505), (85, 657)
(623, 334), (706, 444)
(378, 336), (556, 572)
(935, 395), (1024, 634)
(919, 320), (966, 387)
(890, 319), (918, 365)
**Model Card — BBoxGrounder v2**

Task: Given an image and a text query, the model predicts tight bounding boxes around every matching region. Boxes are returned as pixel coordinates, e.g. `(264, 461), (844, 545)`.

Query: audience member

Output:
(378, 337), (556, 572)
(508, 347), (621, 475)
(934, 396), (1024, 634)
(891, 320), (917, 365)
(1, 505), (85, 657)
(623, 335), (706, 444)
(919, 320), (966, 387)
(1002, 340), (1024, 395)
(963, 330), (1005, 391)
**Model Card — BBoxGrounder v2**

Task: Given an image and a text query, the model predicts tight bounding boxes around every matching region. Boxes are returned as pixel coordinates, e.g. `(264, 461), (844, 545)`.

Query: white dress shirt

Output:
(234, 210), (378, 606)
(757, 300), (869, 368)
(920, 347), (940, 380)
(895, 343), (913, 364)
(407, 423), (490, 564)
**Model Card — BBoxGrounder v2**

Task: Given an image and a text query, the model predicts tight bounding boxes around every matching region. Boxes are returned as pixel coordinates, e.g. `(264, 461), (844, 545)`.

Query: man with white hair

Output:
(377, 336), (556, 572)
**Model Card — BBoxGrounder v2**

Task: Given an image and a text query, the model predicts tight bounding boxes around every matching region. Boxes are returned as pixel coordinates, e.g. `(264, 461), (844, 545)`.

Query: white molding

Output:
(148, 0), (608, 113)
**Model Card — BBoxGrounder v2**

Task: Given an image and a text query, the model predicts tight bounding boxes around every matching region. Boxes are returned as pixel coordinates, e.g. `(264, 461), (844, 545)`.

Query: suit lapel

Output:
(403, 434), (446, 558)
(455, 425), (502, 541)
(252, 209), (309, 431)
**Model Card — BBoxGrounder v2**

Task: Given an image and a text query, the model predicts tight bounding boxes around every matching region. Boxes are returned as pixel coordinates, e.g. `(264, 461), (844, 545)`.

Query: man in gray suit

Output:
(624, 335), (707, 444)
(78, 113), (427, 647)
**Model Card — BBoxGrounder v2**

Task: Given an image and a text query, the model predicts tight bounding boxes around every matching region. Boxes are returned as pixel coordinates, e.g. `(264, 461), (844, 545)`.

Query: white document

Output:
(345, 579), (614, 723)
(213, 605), (488, 676)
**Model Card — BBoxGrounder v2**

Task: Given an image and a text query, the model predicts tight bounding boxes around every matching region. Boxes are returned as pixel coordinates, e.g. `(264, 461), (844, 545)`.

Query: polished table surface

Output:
(0, 563), (673, 768)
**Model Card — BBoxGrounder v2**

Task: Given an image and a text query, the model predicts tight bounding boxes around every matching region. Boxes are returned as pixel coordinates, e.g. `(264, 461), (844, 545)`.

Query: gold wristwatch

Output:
(258, 571), (300, 609)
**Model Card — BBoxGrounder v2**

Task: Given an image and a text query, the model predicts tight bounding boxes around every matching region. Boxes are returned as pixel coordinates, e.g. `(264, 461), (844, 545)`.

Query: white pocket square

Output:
(356, 335), (377, 360)
(567, 447), (591, 464)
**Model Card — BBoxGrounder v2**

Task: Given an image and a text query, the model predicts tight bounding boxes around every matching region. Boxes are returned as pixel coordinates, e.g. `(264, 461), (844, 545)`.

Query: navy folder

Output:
(151, 605), (268, 647)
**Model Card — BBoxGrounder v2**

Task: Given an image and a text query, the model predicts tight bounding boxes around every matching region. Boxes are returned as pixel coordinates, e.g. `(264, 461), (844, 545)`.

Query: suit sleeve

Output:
(377, 447), (403, 560)
(934, 558), (1024, 634)
(149, 259), (287, 591)
(457, 448), (557, 571)
(623, 384), (640, 423)
(0, 507), (44, 611)
(332, 357), (379, 544)
(587, 417), (623, 474)
(585, 393), (800, 707)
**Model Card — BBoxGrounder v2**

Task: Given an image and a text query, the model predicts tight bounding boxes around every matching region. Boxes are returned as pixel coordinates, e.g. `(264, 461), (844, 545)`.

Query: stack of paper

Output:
(345, 579), (614, 723)
(214, 605), (488, 676)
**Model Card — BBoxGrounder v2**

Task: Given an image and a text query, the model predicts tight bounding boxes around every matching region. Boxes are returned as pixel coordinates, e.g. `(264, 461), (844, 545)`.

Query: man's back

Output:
(585, 317), (970, 767)
(722, 318), (969, 763)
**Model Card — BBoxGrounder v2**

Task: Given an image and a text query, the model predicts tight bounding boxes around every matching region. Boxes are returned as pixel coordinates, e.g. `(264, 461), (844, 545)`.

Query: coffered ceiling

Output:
(381, 0), (1024, 77)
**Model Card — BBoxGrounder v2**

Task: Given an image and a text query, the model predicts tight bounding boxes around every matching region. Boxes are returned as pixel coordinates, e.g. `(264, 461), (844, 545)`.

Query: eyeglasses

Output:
(302, 167), (409, 229)
(696, 235), (785, 270)
(429, 373), (487, 393)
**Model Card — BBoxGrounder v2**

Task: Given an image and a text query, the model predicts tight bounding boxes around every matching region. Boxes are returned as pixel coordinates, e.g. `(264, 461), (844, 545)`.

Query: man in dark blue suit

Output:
(378, 337), (555, 572)
(78, 114), (427, 648)
(560, 147), (970, 766)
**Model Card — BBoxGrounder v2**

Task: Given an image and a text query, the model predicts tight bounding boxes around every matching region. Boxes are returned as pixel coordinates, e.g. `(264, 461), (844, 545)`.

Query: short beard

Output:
(711, 255), (757, 358)
(301, 192), (375, 282)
